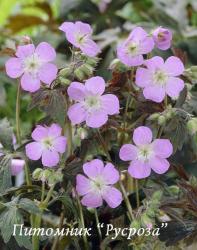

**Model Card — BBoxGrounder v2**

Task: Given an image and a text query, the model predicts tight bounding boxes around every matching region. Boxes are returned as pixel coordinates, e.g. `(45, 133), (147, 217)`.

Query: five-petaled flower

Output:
(5, 42), (57, 92)
(59, 21), (101, 57)
(117, 27), (154, 67)
(135, 56), (185, 103)
(152, 27), (172, 50)
(25, 124), (67, 167)
(67, 76), (120, 128)
(76, 159), (122, 208)
(119, 126), (173, 179)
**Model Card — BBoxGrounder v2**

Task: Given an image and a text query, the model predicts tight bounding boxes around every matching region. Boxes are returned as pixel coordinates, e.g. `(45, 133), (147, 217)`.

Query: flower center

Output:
(153, 69), (168, 86)
(90, 176), (106, 193)
(158, 32), (167, 42)
(84, 95), (102, 113)
(127, 41), (139, 56)
(23, 53), (42, 76)
(42, 137), (54, 150)
(137, 144), (153, 162)
(76, 33), (88, 45)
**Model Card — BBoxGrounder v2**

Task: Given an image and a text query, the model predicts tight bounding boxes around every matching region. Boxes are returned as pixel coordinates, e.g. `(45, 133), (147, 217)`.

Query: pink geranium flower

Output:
(76, 159), (122, 208)
(25, 124), (67, 167)
(152, 27), (172, 50)
(5, 42), (57, 92)
(59, 21), (101, 57)
(119, 126), (173, 179)
(135, 56), (184, 103)
(67, 76), (120, 128)
(117, 27), (154, 66)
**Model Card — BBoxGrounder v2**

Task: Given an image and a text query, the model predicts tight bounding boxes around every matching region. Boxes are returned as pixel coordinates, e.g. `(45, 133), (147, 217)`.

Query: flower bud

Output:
(152, 190), (163, 201)
(148, 113), (160, 121)
(59, 77), (71, 86)
(141, 214), (153, 229)
(130, 219), (141, 230)
(158, 115), (166, 125)
(74, 67), (86, 81)
(152, 27), (172, 50)
(187, 118), (197, 135)
(32, 168), (43, 180)
(59, 67), (73, 77)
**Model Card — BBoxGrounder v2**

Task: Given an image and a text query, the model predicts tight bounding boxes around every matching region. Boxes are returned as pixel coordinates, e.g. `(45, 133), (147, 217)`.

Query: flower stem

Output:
(164, 95), (168, 109)
(94, 209), (102, 241)
(96, 129), (111, 161)
(119, 179), (135, 221)
(32, 184), (55, 250)
(76, 193), (89, 250)
(135, 179), (140, 208)
(16, 81), (21, 145)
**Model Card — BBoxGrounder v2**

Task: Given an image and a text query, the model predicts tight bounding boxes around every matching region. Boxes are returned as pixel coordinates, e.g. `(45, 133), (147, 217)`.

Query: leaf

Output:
(0, 118), (14, 150)
(28, 88), (67, 126)
(0, 206), (23, 243)
(0, 157), (12, 194)
(164, 111), (189, 152)
(58, 194), (78, 218)
(19, 198), (41, 215)
(5, 14), (46, 34)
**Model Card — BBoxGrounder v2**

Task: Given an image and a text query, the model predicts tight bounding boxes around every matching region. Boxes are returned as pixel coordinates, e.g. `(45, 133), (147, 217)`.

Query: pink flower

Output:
(11, 159), (25, 176)
(25, 124), (67, 167)
(152, 27), (172, 50)
(76, 159), (122, 208)
(119, 126), (173, 179)
(5, 42), (57, 92)
(59, 21), (101, 57)
(135, 56), (184, 103)
(117, 27), (154, 67)
(67, 76), (120, 128)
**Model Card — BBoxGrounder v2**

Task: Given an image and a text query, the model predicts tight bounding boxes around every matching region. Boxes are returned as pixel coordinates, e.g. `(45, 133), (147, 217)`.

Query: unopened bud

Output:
(187, 118), (197, 135)
(158, 115), (166, 125)
(32, 168), (43, 180)
(149, 113), (160, 121)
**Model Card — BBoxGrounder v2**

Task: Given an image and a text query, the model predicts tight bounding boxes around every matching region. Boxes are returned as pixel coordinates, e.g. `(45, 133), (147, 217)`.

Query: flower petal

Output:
(80, 39), (101, 57)
(5, 58), (23, 78)
(135, 67), (152, 88)
(101, 94), (120, 115)
(81, 192), (103, 208)
(152, 139), (173, 158)
(76, 174), (91, 195)
(165, 77), (184, 98)
(75, 21), (92, 35)
(16, 44), (35, 58)
(25, 142), (43, 160)
(85, 76), (105, 95)
(149, 156), (170, 174)
(143, 85), (165, 103)
(102, 163), (120, 184)
(48, 124), (62, 138)
(21, 73), (40, 92)
(68, 103), (86, 125)
(102, 186), (122, 208)
(119, 144), (138, 161)
(38, 63), (57, 85)
(35, 42), (56, 62)
(11, 159), (25, 176)
(144, 56), (164, 70)
(67, 82), (85, 101)
(129, 27), (147, 40)
(133, 126), (152, 146)
(32, 125), (48, 141)
(163, 56), (184, 76)
(59, 22), (74, 33)
(53, 136), (67, 153)
(86, 111), (108, 128)
(128, 160), (151, 179)
(41, 150), (59, 167)
(117, 44), (144, 66)
(139, 37), (154, 54)
(83, 159), (104, 179)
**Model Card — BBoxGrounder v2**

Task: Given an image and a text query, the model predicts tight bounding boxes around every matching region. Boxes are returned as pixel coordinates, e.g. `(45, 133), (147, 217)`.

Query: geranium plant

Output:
(0, 12), (197, 250)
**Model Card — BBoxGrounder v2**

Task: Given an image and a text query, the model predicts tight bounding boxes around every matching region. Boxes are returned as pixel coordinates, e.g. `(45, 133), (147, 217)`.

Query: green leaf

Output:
(19, 198), (41, 215)
(0, 118), (14, 150)
(0, 206), (23, 243)
(0, 157), (12, 194)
